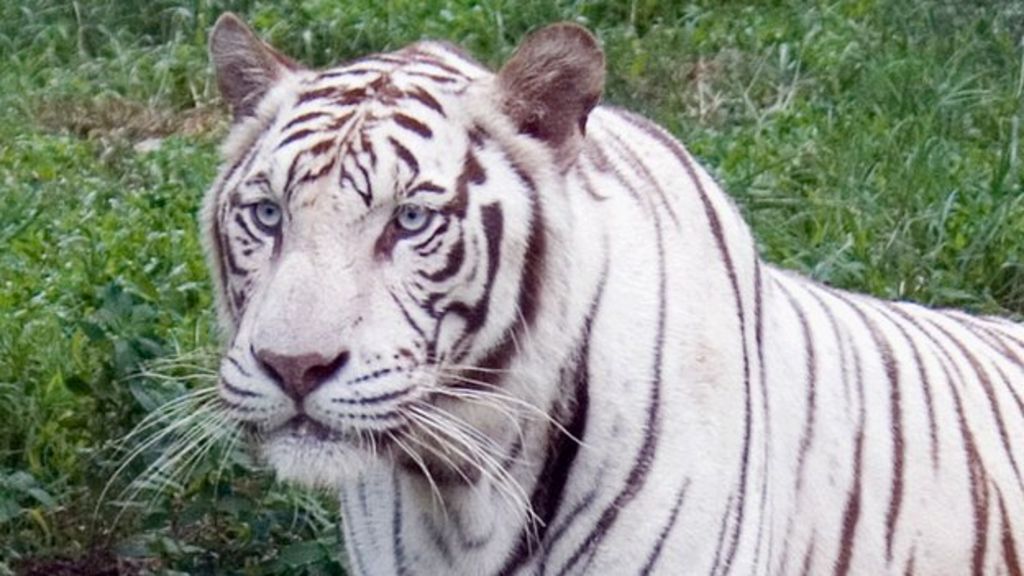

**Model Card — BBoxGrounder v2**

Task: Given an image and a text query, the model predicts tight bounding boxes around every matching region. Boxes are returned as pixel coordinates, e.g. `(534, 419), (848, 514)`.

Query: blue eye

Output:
(252, 200), (282, 230)
(395, 204), (432, 234)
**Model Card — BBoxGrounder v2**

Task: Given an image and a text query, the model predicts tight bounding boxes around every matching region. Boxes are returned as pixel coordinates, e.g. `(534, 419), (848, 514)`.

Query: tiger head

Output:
(203, 14), (604, 488)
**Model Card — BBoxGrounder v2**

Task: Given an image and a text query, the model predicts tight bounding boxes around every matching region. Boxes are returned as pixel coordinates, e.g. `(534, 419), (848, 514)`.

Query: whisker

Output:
(406, 405), (538, 531)
(431, 371), (587, 450)
(426, 361), (516, 375)
(130, 409), (235, 514)
(428, 387), (530, 453)
(109, 387), (219, 450)
(412, 400), (518, 463)
(107, 405), (235, 530)
(95, 399), (221, 519)
(389, 430), (449, 520)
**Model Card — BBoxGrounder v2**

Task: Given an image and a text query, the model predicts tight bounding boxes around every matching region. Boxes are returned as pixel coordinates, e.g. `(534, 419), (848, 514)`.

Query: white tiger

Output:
(202, 13), (1024, 575)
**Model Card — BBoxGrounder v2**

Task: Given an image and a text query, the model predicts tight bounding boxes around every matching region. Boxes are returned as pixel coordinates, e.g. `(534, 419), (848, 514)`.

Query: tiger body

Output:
(204, 15), (1024, 575)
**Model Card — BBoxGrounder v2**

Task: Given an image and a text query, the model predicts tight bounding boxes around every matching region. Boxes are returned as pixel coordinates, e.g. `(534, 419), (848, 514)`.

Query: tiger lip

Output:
(267, 413), (400, 447)
(245, 413), (342, 442)
(284, 414), (335, 440)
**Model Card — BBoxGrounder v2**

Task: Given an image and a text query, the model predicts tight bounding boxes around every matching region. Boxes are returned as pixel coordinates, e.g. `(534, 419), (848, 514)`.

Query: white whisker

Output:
(389, 431), (449, 520)
(405, 404), (540, 540)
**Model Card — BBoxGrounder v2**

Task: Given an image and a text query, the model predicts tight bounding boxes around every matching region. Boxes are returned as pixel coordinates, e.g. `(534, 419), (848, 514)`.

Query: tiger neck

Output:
(336, 396), (579, 576)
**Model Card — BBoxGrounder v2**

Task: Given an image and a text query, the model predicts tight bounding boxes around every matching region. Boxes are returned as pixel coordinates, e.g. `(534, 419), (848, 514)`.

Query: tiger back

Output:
(202, 14), (1024, 575)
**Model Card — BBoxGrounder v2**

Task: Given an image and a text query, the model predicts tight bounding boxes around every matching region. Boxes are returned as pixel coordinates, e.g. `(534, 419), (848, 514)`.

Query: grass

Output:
(0, 0), (1021, 573)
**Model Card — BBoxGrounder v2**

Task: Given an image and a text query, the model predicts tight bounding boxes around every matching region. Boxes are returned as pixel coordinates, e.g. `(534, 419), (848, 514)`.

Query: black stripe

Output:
(331, 385), (412, 405)
(804, 286), (852, 404)
(363, 54), (407, 66)
(586, 135), (646, 207)
(388, 290), (429, 346)
(222, 225), (247, 276)
(990, 361), (1024, 421)
(391, 472), (409, 576)
(233, 213), (263, 244)
(833, 292), (905, 564)
(963, 319), (1024, 366)
(337, 150), (374, 208)
(614, 108), (754, 575)
(832, 337), (866, 576)
(983, 322), (1024, 351)
(927, 318), (1024, 493)
(573, 159), (611, 201)
(420, 237), (465, 282)
(449, 150), (485, 218)
(404, 54), (469, 79)
(708, 492), (735, 576)
(776, 281), (818, 495)
(226, 354), (252, 378)
(213, 135), (265, 321)
(306, 138), (336, 157)
(406, 85), (446, 116)
(277, 128), (317, 149)
(514, 160), (544, 330)
(281, 111), (329, 131)
(412, 220), (450, 253)
(496, 251), (607, 576)
(904, 550), (915, 576)
(998, 488), (1023, 576)
(799, 534), (817, 576)
(421, 513), (455, 567)
(393, 113), (433, 138)
(876, 303), (940, 469)
(888, 307), (990, 576)
(315, 66), (388, 80)
(437, 204), (503, 364)
(540, 491), (598, 568)
(339, 488), (370, 575)
(390, 137), (420, 175)
(220, 377), (261, 399)
(333, 87), (372, 107)
(296, 86), (338, 104)
(602, 129), (680, 226)
(327, 110), (357, 132)
(408, 181), (446, 197)
(402, 70), (459, 84)
(751, 262), (773, 572)
(639, 478), (691, 576)
(554, 195), (666, 576)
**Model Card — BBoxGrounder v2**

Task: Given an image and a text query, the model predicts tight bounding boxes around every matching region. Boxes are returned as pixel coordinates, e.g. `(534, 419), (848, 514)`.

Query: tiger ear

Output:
(497, 23), (605, 168)
(209, 12), (303, 121)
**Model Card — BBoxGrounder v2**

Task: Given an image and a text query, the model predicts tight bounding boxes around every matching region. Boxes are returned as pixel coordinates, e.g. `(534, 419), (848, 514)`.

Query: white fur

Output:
(203, 28), (1024, 576)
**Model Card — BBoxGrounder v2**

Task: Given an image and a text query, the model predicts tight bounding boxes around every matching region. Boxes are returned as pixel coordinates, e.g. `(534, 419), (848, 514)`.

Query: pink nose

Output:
(254, 348), (349, 399)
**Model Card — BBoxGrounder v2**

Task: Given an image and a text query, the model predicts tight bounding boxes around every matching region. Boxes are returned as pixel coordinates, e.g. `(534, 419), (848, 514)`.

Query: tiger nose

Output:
(255, 348), (349, 400)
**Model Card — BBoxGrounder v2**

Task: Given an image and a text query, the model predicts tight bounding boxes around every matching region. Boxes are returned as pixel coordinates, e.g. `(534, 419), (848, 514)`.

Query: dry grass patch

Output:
(34, 97), (223, 146)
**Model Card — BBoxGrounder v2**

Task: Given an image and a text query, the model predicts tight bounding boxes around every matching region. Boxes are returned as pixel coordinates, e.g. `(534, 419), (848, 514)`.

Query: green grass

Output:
(1, 0), (1021, 573)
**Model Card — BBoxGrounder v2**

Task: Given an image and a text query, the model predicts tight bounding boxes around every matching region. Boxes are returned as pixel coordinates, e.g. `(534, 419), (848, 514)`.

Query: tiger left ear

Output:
(209, 12), (304, 121)
(497, 23), (605, 169)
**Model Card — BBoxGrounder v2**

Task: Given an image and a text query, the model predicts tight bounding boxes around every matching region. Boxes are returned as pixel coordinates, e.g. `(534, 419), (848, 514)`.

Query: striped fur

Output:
(202, 15), (1024, 575)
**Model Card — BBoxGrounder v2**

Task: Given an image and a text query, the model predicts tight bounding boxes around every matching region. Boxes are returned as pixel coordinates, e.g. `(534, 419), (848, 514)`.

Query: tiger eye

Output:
(252, 200), (282, 230)
(394, 204), (432, 234)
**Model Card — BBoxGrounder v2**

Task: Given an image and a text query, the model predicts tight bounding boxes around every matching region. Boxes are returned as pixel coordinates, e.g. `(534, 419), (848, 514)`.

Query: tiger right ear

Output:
(209, 13), (303, 121)
(497, 23), (605, 169)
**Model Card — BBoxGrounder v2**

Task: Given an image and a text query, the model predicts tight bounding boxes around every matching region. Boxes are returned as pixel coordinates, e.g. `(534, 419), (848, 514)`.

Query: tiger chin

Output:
(201, 12), (1024, 576)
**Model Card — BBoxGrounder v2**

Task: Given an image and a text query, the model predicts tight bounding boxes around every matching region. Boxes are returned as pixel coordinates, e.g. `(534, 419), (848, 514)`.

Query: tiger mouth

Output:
(249, 413), (406, 449)
(246, 404), (489, 485)
(278, 414), (342, 441)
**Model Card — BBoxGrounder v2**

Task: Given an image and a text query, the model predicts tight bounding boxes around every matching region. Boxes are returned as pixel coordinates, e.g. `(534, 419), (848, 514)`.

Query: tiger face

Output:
(204, 16), (601, 488)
